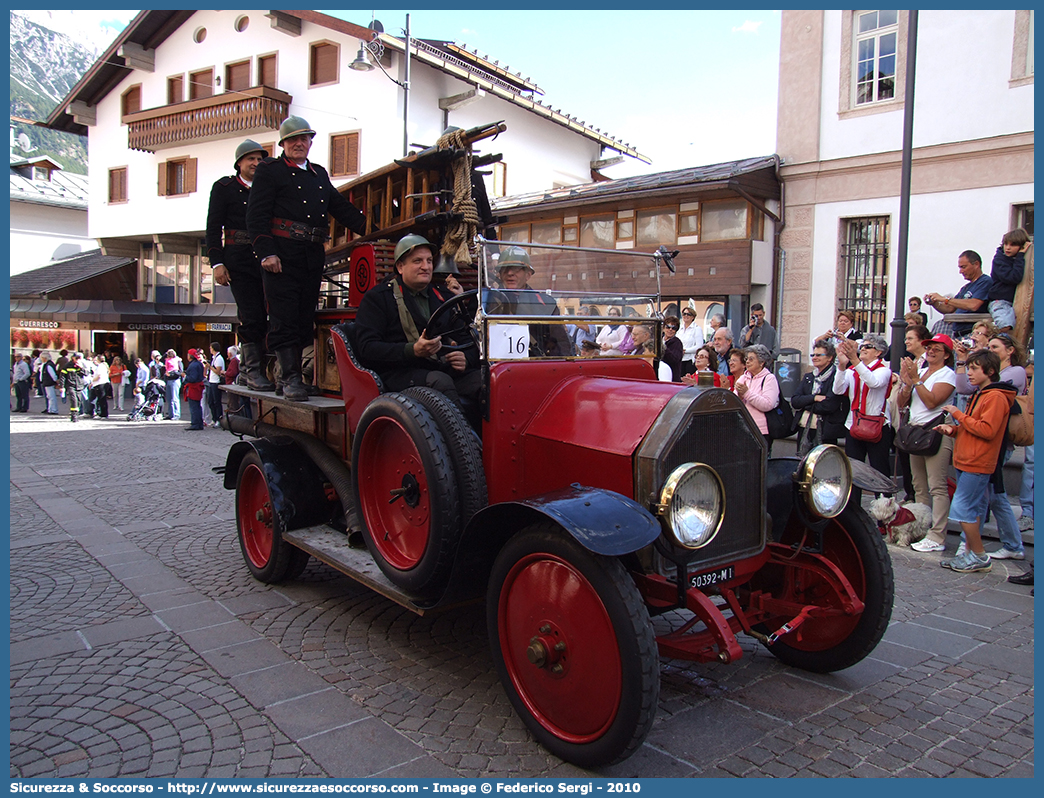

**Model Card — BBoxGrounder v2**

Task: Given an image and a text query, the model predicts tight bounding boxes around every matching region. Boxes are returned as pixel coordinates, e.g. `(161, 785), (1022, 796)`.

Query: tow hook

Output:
(765, 605), (817, 645)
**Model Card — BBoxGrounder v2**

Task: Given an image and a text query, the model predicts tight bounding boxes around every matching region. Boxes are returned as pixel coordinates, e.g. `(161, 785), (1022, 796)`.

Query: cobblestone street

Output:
(8, 407), (1035, 778)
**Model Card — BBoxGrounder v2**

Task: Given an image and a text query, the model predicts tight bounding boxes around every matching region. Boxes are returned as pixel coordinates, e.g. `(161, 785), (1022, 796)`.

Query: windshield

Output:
(474, 238), (672, 362)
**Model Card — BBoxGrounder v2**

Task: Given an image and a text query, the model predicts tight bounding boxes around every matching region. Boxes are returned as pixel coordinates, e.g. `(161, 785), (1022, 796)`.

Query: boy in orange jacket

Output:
(933, 350), (1017, 572)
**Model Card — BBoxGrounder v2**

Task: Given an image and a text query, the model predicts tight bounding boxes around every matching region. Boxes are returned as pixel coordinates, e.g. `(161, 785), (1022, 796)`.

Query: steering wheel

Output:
(424, 289), (479, 352)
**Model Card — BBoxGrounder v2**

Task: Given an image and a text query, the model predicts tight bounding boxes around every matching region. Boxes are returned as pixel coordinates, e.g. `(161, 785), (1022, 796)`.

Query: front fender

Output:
(223, 437), (339, 532)
(766, 453), (886, 542)
(473, 484), (662, 556)
(434, 485), (661, 607)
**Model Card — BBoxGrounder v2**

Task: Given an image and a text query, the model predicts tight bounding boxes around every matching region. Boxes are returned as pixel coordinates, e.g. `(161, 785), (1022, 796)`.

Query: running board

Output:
(282, 525), (460, 616)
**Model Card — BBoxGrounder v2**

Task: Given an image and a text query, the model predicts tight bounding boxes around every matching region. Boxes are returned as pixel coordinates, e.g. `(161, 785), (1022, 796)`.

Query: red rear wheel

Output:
(488, 525), (658, 767)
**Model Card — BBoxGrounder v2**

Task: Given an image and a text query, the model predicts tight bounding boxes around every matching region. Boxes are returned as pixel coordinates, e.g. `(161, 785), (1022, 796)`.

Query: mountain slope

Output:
(10, 11), (98, 173)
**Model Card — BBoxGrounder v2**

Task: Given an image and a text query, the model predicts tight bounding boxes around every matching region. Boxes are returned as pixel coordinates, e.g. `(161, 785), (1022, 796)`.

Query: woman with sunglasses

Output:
(677, 307), (705, 376)
(792, 340), (846, 457)
(832, 335), (894, 504)
(661, 316), (684, 381)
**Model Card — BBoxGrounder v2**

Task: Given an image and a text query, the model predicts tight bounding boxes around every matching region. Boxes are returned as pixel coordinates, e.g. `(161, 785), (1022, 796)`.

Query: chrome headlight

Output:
(798, 444), (852, 518)
(655, 463), (724, 549)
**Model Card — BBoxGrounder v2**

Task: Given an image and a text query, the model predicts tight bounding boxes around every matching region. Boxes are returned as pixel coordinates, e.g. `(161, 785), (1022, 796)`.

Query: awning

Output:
(9, 299), (239, 326)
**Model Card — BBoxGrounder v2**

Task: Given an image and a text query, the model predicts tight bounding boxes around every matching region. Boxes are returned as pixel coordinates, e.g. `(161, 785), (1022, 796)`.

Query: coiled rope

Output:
(436, 128), (481, 266)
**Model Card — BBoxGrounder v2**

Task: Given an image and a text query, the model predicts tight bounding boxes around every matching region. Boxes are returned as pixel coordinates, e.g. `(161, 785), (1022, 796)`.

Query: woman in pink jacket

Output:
(734, 344), (780, 451)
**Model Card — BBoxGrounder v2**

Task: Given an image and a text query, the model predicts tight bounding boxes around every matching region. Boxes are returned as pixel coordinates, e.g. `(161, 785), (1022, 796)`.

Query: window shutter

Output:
(167, 75), (183, 104)
(189, 69), (213, 100)
(259, 54), (276, 88)
(185, 158), (198, 194)
(226, 61), (250, 92)
(122, 86), (141, 117)
(310, 43), (337, 85)
(157, 162), (168, 196)
(331, 136), (346, 176)
(346, 132), (359, 175)
(330, 133), (359, 177)
(109, 168), (127, 202)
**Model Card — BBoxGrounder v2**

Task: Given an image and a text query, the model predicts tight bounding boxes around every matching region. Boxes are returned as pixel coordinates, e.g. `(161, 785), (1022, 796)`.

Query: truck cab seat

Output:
(330, 322), (383, 434)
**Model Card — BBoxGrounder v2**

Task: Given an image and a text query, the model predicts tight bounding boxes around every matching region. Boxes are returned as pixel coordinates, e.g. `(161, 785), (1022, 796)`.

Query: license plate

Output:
(689, 566), (735, 589)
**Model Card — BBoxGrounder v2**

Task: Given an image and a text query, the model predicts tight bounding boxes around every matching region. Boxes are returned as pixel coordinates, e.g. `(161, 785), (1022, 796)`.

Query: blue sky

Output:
(17, 8), (782, 179)
(322, 9), (782, 177)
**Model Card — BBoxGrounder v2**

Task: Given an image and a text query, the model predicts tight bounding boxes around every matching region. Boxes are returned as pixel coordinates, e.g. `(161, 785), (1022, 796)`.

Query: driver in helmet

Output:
(246, 116), (366, 401)
(495, 246), (571, 357)
(354, 234), (481, 410)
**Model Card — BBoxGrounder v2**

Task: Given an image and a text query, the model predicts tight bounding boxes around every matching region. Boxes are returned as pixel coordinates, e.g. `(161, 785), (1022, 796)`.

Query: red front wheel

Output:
(487, 525), (658, 767)
(235, 451), (309, 583)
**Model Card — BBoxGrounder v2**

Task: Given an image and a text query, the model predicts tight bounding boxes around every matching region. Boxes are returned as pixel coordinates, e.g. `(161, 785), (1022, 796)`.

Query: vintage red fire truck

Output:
(220, 125), (894, 767)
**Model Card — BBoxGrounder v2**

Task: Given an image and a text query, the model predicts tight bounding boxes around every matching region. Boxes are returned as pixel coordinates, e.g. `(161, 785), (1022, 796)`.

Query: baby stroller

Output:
(127, 378), (165, 422)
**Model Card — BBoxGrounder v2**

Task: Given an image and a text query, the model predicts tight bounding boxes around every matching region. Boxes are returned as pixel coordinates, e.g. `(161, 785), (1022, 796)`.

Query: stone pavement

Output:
(8, 400), (1035, 779)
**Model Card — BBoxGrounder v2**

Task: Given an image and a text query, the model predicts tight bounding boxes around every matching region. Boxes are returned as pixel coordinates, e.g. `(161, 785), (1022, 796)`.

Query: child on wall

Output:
(987, 227), (1029, 332)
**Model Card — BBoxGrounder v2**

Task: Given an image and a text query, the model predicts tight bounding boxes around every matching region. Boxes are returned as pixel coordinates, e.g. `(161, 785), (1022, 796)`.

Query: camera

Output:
(959, 337), (975, 349)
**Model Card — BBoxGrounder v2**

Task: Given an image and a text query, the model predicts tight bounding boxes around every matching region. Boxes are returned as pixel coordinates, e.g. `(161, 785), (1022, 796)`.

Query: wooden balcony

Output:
(124, 86), (292, 153)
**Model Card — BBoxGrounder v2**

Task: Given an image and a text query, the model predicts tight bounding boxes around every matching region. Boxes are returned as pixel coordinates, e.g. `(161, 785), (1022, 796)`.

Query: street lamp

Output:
(350, 15), (411, 158)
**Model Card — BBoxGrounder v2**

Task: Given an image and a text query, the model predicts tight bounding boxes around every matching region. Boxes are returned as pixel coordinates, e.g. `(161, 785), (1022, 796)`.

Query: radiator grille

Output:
(636, 388), (767, 571)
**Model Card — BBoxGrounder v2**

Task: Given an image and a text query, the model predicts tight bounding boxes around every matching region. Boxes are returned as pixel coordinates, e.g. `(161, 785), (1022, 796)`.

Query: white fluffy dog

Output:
(868, 497), (932, 547)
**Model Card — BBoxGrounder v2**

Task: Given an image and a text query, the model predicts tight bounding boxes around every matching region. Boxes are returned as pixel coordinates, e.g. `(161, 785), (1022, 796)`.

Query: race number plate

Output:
(689, 566), (735, 589)
(488, 323), (530, 359)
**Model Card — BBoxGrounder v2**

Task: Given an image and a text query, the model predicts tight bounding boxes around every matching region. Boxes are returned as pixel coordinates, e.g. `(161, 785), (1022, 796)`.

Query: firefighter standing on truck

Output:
(205, 139), (274, 392)
(246, 116), (366, 401)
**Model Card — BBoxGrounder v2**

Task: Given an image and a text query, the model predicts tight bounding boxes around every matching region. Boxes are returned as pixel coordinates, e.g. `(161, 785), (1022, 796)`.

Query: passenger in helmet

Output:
(493, 246), (571, 357)
(246, 116), (366, 401)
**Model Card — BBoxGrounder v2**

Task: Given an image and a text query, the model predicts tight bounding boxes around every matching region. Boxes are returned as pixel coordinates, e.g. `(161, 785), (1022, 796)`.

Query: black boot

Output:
(273, 347), (309, 402)
(238, 343), (275, 391)
(70, 409), (78, 423)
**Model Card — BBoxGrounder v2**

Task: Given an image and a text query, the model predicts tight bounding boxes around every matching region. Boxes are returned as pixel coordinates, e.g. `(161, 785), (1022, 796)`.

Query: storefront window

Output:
(200, 257), (214, 303)
(141, 244), (156, 302)
(155, 251), (177, 303)
(177, 255), (191, 303)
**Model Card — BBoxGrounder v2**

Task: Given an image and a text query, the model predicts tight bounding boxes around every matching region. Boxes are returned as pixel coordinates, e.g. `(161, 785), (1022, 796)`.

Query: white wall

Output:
(819, 10), (1033, 162)
(808, 182), (1034, 345)
(87, 9), (605, 240)
(10, 202), (93, 274)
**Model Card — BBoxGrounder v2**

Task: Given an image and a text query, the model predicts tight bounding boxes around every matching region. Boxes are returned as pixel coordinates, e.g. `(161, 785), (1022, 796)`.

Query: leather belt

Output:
(270, 217), (329, 243)
(223, 229), (250, 246)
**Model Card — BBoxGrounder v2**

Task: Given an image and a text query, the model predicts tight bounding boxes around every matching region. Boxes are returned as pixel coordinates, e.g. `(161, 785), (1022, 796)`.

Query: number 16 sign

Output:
(487, 323), (530, 359)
